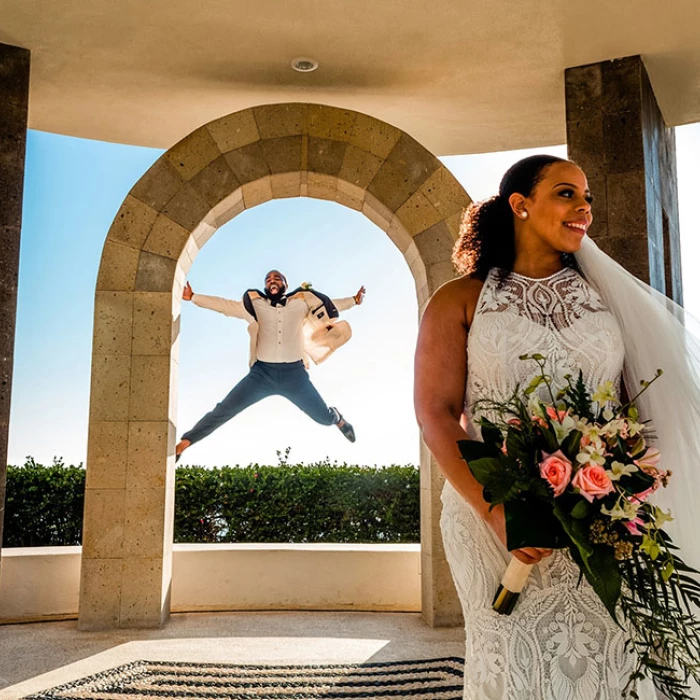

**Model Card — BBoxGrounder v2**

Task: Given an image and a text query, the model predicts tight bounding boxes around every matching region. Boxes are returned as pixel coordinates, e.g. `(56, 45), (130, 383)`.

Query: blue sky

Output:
(9, 125), (700, 467)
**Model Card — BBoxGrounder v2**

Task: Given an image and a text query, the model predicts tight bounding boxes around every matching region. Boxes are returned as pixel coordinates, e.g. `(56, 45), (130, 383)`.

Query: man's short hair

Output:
(265, 269), (287, 287)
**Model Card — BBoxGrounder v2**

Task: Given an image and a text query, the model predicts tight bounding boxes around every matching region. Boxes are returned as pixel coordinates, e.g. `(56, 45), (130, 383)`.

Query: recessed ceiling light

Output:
(291, 57), (319, 73)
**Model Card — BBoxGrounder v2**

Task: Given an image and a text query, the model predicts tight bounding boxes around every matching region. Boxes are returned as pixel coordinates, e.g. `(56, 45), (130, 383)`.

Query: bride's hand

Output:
(483, 504), (554, 565)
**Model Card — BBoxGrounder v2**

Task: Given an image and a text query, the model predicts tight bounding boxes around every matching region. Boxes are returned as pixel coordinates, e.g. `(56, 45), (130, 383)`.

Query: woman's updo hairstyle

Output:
(452, 154), (571, 278)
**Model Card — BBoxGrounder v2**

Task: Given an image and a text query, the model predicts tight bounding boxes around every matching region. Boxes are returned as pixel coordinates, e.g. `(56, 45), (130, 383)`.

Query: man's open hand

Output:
(354, 285), (366, 305)
(183, 281), (194, 301)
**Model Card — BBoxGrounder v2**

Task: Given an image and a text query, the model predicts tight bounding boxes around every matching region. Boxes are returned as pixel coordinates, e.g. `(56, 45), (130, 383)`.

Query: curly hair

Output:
(452, 154), (573, 278)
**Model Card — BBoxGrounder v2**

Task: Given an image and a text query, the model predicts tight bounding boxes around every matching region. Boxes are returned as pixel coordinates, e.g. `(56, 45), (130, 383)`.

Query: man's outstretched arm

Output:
(183, 281), (248, 319)
(333, 285), (366, 312)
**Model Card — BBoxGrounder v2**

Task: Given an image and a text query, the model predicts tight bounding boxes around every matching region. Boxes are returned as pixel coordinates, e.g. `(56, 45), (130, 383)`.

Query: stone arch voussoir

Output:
(81, 103), (472, 630)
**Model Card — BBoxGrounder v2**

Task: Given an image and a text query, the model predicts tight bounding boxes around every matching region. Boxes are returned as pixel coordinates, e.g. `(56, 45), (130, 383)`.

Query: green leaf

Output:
(640, 534), (662, 561)
(482, 469), (521, 506)
(524, 375), (545, 395)
(505, 428), (530, 467)
(540, 426), (560, 454)
(571, 499), (591, 519)
(480, 418), (504, 448)
(465, 457), (506, 489)
(570, 540), (622, 623)
(555, 502), (621, 621)
(504, 498), (566, 550)
(554, 502), (594, 559)
(661, 559), (675, 583)
(566, 370), (594, 419)
(457, 439), (500, 464)
(560, 430), (582, 461)
(462, 450), (521, 505)
(585, 547), (622, 621)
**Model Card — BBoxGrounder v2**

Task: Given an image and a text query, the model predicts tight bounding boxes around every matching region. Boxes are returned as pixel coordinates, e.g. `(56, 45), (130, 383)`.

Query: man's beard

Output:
(266, 285), (286, 302)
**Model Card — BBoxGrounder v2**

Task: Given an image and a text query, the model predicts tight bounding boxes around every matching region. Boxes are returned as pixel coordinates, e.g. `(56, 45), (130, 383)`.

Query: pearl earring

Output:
(521, 211), (528, 219)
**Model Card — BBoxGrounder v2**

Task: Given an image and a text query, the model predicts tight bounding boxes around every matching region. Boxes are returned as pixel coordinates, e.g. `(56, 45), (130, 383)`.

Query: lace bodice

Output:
(465, 267), (624, 431)
(440, 267), (655, 699)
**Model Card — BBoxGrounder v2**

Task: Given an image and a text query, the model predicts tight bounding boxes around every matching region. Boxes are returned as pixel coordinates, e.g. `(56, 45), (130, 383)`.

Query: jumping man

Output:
(175, 270), (365, 461)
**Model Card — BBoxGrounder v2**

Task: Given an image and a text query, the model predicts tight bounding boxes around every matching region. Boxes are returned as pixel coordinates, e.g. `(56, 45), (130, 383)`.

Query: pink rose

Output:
(539, 450), (573, 497)
(572, 465), (614, 502)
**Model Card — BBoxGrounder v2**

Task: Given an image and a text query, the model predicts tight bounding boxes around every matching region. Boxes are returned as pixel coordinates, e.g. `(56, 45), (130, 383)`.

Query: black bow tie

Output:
(268, 295), (287, 308)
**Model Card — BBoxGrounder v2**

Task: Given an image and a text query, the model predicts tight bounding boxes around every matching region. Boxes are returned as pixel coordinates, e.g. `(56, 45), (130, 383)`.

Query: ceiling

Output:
(2, 0), (699, 155)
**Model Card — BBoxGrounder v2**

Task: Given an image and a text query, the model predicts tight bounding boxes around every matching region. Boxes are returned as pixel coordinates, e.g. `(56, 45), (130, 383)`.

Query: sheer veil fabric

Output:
(575, 235), (700, 571)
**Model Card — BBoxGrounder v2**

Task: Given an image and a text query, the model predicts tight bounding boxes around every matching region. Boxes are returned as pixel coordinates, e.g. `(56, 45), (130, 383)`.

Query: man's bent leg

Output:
(279, 365), (355, 442)
(279, 365), (337, 425)
(181, 364), (271, 445)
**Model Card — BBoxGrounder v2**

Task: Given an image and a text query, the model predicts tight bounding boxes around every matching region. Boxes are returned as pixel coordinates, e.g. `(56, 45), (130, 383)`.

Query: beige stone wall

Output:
(0, 545), (421, 623)
(82, 103), (470, 629)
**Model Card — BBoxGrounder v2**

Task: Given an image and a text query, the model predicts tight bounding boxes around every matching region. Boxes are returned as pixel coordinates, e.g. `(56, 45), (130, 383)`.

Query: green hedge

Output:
(4, 458), (86, 547)
(4, 457), (419, 547)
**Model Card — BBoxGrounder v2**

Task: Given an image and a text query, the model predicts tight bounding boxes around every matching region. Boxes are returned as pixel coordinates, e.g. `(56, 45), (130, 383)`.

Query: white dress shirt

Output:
(253, 296), (308, 363)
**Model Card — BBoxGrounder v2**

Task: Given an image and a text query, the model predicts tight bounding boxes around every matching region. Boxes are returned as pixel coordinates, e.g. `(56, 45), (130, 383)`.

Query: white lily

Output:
(528, 396), (545, 419)
(627, 420), (644, 437)
(653, 506), (674, 526)
(608, 461), (639, 481)
(592, 380), (618, 405)
(601, 498), (640, 521)
(578, 421), (604, 444)
(603, 417), (644, 439)
(602, 419), (626, 437)
(576, 444), (606, 466)
(553, 414), (577, 442)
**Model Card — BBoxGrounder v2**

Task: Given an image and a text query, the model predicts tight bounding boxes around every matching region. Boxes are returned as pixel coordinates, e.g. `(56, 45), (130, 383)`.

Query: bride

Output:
(414, 155), (668, 699)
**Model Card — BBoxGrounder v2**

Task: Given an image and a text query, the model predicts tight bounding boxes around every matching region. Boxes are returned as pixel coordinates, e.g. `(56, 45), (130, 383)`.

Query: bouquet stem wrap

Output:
(493, 558), (533, 615)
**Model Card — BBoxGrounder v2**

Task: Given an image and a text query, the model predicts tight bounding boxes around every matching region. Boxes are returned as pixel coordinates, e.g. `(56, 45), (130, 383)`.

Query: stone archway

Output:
(79, 103), (471, 629)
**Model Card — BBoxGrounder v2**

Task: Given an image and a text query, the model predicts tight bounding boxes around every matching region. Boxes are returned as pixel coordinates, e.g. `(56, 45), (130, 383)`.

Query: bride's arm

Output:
(414, 277), (498, 519)
(414, 276), (551, 565)
(414, 277), (488, 516)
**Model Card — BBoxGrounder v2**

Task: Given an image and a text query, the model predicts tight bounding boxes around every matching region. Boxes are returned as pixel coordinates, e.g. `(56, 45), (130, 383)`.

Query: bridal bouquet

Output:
(458, 354), (700, 699)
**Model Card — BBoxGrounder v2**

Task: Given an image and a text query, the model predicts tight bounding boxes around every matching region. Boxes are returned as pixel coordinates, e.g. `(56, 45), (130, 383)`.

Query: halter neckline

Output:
(495, 266), (574, 283)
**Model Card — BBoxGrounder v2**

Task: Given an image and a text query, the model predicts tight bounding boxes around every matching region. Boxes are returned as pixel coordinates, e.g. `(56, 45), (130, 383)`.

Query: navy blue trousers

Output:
(182, 360), (337, 445)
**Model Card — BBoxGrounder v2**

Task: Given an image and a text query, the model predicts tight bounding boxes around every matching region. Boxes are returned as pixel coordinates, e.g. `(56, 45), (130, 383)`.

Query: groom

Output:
(175, 270), (365, 461)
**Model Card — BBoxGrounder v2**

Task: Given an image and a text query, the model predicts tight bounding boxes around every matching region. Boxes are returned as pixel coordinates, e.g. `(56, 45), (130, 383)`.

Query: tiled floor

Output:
(0, 611), (464, 699)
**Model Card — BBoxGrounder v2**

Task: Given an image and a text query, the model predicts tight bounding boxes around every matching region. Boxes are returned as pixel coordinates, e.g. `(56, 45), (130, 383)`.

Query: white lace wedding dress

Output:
(440, 266), (657, 700)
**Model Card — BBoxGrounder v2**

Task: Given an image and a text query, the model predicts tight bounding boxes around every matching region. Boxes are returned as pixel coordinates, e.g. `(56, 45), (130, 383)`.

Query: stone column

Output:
(565, 55), (682, 302)
(0, 43), (30, 556)
(420, 445), (463, 627)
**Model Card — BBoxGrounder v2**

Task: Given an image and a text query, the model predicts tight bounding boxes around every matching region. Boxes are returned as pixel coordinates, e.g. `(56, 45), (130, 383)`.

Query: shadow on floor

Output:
(0, 611), (464, 699)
